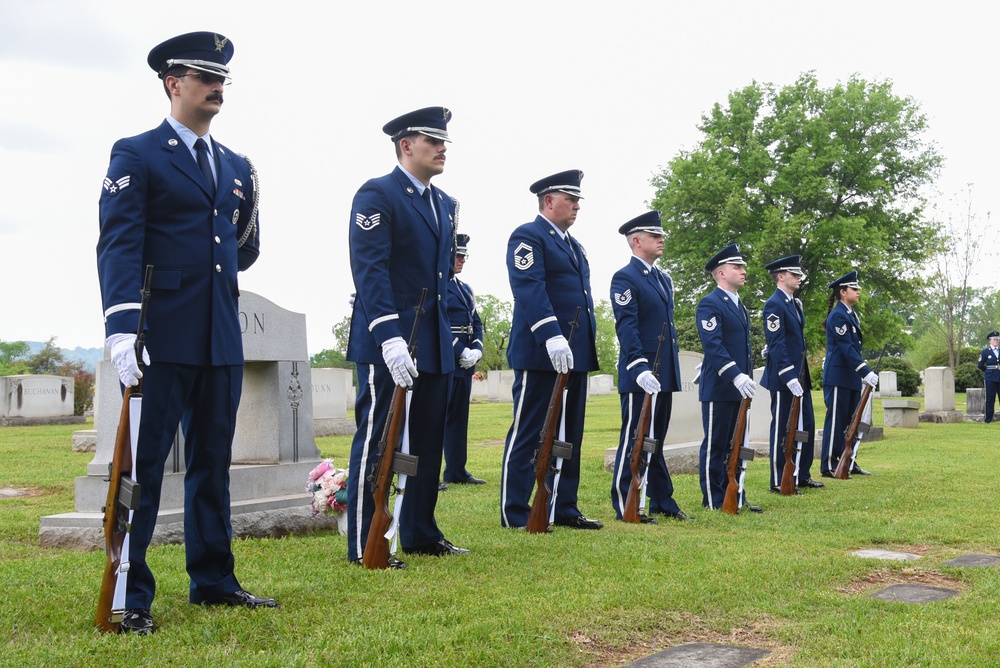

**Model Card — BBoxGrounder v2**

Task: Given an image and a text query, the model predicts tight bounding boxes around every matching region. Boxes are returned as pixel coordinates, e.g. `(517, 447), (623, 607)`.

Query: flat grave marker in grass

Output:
(626, 642), (770, 667)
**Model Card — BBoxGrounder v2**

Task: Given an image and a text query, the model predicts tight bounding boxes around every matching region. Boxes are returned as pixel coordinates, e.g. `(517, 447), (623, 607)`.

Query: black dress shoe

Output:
(851, 465), (872, 476)
(120, 608), (156, 635)
(351, 556), (407, 569)
(554, 515), (603, 530)
(638, 514), (658, 524)
(799, 479), (825, 488)
(745, 504), (764, 513)
(207, 588), (279, 609)
(438, 481), (448, 491)
(821, 471), (835, 478)
(667, 510), (693, 521)
(451, 475), (486, 485)
(771, 486), (802, 495)
(403, 538), (471, 556)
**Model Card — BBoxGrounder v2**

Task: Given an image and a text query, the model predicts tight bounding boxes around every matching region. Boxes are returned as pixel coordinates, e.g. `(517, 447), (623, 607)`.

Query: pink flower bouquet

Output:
(306, 458), (349, 516)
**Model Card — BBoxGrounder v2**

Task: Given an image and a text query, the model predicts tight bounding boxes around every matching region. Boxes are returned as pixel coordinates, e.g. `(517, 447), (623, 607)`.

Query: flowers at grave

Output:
(306, 458), (349, 516)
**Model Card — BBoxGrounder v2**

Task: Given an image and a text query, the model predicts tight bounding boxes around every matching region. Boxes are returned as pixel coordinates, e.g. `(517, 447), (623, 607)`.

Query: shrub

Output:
(927, 347), (980, 368)
(879, 356), (921, 396)
(954, 362), (984, 393)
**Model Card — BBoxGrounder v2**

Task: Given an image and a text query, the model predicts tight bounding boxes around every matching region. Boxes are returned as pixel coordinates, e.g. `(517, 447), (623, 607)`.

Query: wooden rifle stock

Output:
(362, 288), (427, 569)
(96, 265), (153, 632)
(526, 308), (581, 534)
(779, 356), (809, 495)
(722, 398), (753, 515)
(834, 346), (886, 480)
(622, 323), (669, 523)
(778, 395), (802, 495)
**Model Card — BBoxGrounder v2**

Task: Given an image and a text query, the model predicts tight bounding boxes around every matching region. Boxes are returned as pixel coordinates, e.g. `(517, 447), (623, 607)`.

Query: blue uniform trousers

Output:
(699, 399), (747, 510)
(821, 385), (860, 474)
(442, 373), (474, 482)
(127, 362), (243, 609)
(346, 363), (452, 561)
(611, 392), (680, 519)
(985, 380), (999, 423)
(768, 388), (816, 487)
(500, 369), (587, 528)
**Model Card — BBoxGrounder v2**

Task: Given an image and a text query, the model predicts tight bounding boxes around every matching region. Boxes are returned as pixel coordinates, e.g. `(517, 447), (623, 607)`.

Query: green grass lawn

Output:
(1, 394), (999, 667)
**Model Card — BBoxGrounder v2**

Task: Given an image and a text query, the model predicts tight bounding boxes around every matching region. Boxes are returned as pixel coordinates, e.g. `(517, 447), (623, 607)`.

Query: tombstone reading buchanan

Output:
(39, 292), (334, 550)
(0, 375), (85, 427)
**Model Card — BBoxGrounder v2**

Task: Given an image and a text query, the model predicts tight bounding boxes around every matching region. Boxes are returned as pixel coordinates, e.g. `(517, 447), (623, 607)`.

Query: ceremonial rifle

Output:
(834, 346), (887, 480)
(779, 357), (810, 495)
(362, 289), (426, 569)
(622, 323), (668, 523)
(526, 307), (581, 534)
(721, 397), (754, 515)
(96, 265), (153, 633)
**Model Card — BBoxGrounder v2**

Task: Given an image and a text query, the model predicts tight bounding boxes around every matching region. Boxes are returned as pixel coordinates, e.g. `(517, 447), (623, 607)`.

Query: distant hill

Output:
(25, 341), (104, 372)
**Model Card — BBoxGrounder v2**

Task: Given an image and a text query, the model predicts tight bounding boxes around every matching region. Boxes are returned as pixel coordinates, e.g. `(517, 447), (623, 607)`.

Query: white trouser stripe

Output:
(352, 365), (378, 559)
(500, 371), (529, 527)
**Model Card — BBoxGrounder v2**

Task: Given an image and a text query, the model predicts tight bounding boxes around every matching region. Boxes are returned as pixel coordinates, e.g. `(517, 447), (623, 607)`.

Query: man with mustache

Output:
(97, 31), (272, 635)
(346, 107), (469, 568)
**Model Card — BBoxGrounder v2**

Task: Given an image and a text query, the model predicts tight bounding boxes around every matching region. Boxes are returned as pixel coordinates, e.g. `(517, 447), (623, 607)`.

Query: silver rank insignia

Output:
(513, 243), (534, 270)
(766, 313), (780, 332)
(168, 138), (178, 146)
(102, 175), (130, 195)
(356, 213), (381, 231)
(701, 316), (718, 332)
(835, 324), (848, 336)
(214, 34), (229, 52)
(614, 290), (632, 306)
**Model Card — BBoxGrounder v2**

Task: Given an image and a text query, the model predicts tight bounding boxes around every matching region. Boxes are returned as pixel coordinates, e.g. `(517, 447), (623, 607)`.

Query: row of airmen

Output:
(93, 30), (885, 632)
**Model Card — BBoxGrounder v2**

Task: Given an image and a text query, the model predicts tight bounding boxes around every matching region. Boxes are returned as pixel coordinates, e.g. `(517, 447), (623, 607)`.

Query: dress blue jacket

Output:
(761, 289), (809, 391)
(695, 287), (753, 402)
(610, 256), (681, 394)
(977, 346), (1000, 383)
(347, 167), (455, 375)
(447, 277), (483, 379)
(97, 119), (260, 366)
(506, 216), (598, 372)
(822, 302), (870, 390)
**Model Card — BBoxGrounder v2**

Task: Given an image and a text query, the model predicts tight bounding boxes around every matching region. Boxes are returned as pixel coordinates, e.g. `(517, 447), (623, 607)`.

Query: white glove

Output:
(786, 377), (804, 397)
(347, 291), (356, 307)
(761, 345), (769, 360)
(106, 333), (150, 387)
(733, 373), (756, 399)
(382, 336), (418, 388)
(459, 348), (482, 369)
(863, 371), (879, 388)
(636, 370), (661, 395)
(691, 362), (702, 385)
(545, 335), (574, 374)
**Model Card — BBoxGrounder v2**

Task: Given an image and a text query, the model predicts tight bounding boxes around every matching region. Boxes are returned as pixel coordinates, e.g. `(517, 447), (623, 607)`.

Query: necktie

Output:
(566, 234), (579, 266)
(422, 188), (438, 231)
(655, 270), (669, 299)
(194, 138), (215, 196)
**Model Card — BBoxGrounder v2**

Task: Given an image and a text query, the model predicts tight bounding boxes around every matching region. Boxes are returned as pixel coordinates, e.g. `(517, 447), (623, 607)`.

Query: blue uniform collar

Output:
(165, 115), (212, 158)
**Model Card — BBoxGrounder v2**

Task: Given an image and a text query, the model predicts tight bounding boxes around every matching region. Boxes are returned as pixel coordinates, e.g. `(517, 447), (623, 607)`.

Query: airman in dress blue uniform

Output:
(976, 330), (1000, 423)
(442, 234), (486, 485)
(695, 244), (762, 512)
(500, 170), (602, 530)
(96, 31), (273, 635)
(609, 212), (689, 522)
(346, 107), (468, 568)
(820, 271), (878, 476)
(761, 256), (823, 492)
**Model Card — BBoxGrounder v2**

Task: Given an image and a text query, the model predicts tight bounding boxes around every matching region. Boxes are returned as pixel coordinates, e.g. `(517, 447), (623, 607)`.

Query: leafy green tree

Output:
(476, 294), (512, 371)
(20, 338), (93, 415)
(592, 300), (619, 382)
(0, 340), (30, 376)
(312, 315), (356, 384)
(650, 72), (942, 354)
(967, 288), (1000, 347)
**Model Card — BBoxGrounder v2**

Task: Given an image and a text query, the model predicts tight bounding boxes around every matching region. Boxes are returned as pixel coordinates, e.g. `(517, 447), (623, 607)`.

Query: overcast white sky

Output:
(1, 1), (997, 353)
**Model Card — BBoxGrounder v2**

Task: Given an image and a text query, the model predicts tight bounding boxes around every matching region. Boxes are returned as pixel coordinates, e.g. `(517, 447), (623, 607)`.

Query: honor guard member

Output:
(761, 256), (823, 492)
(820, 271), (878, 476)
(442, 234), (486, 485)
(500, 170), (602, 530)
(96, 31), (272, 634)
(609, 212), (689, 522)
(346, 107), (469, 567)
(977, 330), (1000, 423)
(695, 244), (762, 512)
